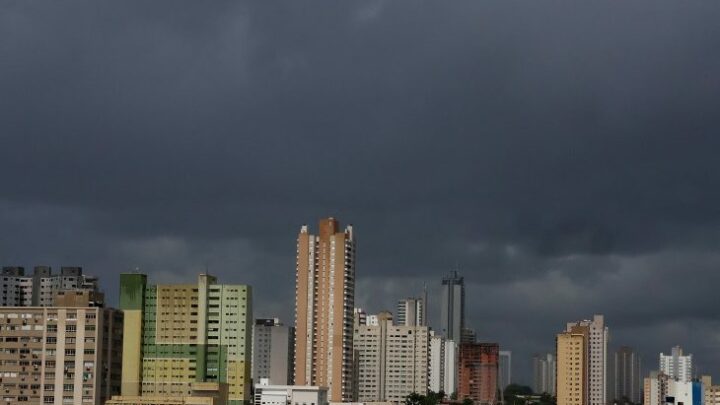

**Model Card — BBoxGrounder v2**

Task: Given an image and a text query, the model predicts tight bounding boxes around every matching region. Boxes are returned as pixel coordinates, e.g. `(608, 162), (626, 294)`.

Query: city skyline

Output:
(3, 0), (720, 390)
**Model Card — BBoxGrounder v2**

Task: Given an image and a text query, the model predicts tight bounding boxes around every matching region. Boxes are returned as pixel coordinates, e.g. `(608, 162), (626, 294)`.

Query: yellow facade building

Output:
(556, 329), (587, 405)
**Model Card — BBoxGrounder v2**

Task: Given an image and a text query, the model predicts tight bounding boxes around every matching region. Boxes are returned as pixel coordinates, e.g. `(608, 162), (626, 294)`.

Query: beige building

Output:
(353, 311), (429, 402)
(114, 272), (252, 405)
(0, 299), (123, 404)
(294, 218), (356, 402)
(704, 379), (720, 405)
(556, 330), (586, 405)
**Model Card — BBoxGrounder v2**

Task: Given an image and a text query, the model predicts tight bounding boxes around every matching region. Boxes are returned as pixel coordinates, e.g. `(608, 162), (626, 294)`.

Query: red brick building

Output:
(458, 343), (499, 404)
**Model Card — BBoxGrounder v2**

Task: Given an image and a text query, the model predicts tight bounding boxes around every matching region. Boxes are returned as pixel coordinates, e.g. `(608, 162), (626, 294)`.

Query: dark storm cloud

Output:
(2, 0), (720, 383)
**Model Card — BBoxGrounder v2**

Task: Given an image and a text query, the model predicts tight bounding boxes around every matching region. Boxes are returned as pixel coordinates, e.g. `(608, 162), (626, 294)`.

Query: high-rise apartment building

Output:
(115, 273), (252, 405)
(1, 266), (98, 307)
(0, 298), (123, 404)
(429, 332), (457, 396)
(353, 311), (429, 402)
(660, 346), (692, 383)
(252, 318), (295, 385)
(440, 271), (464, 342)
(557, 330), (586, 405)
(396, 297), (425, 327)
(611, 346), (642, 404)
(532, 353), (556, 395)
(294, 218), (356, 402)
(498, 351), (511, 391)
(458, 343), (499, 405)
(564, 315), (608, 405)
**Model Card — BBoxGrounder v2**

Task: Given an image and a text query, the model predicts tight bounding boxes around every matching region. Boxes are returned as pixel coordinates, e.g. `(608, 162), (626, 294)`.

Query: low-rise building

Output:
(254, 380), (328, 405)
(106, 382), (229, 405)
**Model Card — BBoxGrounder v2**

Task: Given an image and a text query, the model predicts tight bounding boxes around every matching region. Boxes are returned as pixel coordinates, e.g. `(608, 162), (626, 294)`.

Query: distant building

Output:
(532, 353), (556, 395)
(254, 380), (328, 405)
(354, 308), (368, 326)
(429, 332), (458, 396)
(563, 315), (608, 405)
(660, 346), (692, 383)
(498, 351), (511, 391)
(611, 346), (642, 404)
(116, 272), (252, 405)
(458, 343), (499, 404)
(0, 301), (123, 404)
(1, 265), (98, 306)
(396, 297), (425, 327)
(252, 318), (295, 385)
(461, 327), (477, 344)
(294, 218), (356, 402)
(353, 311), (429, 402)
(440, 271), (464, 341)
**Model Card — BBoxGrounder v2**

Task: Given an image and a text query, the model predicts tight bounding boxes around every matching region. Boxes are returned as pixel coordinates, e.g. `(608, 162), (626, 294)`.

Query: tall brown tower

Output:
(294, 217), (356, 402)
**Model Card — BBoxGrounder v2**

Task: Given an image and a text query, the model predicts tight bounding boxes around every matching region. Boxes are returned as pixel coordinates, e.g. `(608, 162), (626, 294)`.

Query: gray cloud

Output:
(2, 0), (720, 385)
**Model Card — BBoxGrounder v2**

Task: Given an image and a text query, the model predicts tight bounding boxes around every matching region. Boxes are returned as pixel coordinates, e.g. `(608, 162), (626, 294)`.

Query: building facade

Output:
(532, 353), (555, 395)
(458, 343), (499, 405)
(396, 297), (425, 327)
(611, 346), (642, 404)
(1, 266), (98, 307)
(557, 331), (586, 405)
(353, 312), (429, 402)
(118, 273), (252, 405)
(252, 318), (295, 385)
(0, 304), (123, 404)
(294, 218), (356, 402)
(660, 346), (692, 383)
(440, 271), (464, 342)
(565, 315), (608, 405)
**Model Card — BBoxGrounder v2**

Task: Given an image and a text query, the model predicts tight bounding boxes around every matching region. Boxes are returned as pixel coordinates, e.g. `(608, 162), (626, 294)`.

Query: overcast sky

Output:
(2, 0), (720, 385)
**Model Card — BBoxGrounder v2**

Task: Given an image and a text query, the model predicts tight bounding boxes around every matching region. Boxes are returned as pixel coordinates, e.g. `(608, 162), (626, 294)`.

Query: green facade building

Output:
(119, 273), (252, 405)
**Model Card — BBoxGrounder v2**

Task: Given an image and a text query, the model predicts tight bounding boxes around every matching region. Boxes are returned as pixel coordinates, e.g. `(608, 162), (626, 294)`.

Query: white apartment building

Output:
(1, 266), (98, 307)
(429, 332), (457, 396)
(353, 312), (429, 402)
(660, 346), (693, 383)
(566, 314), (608, 405)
